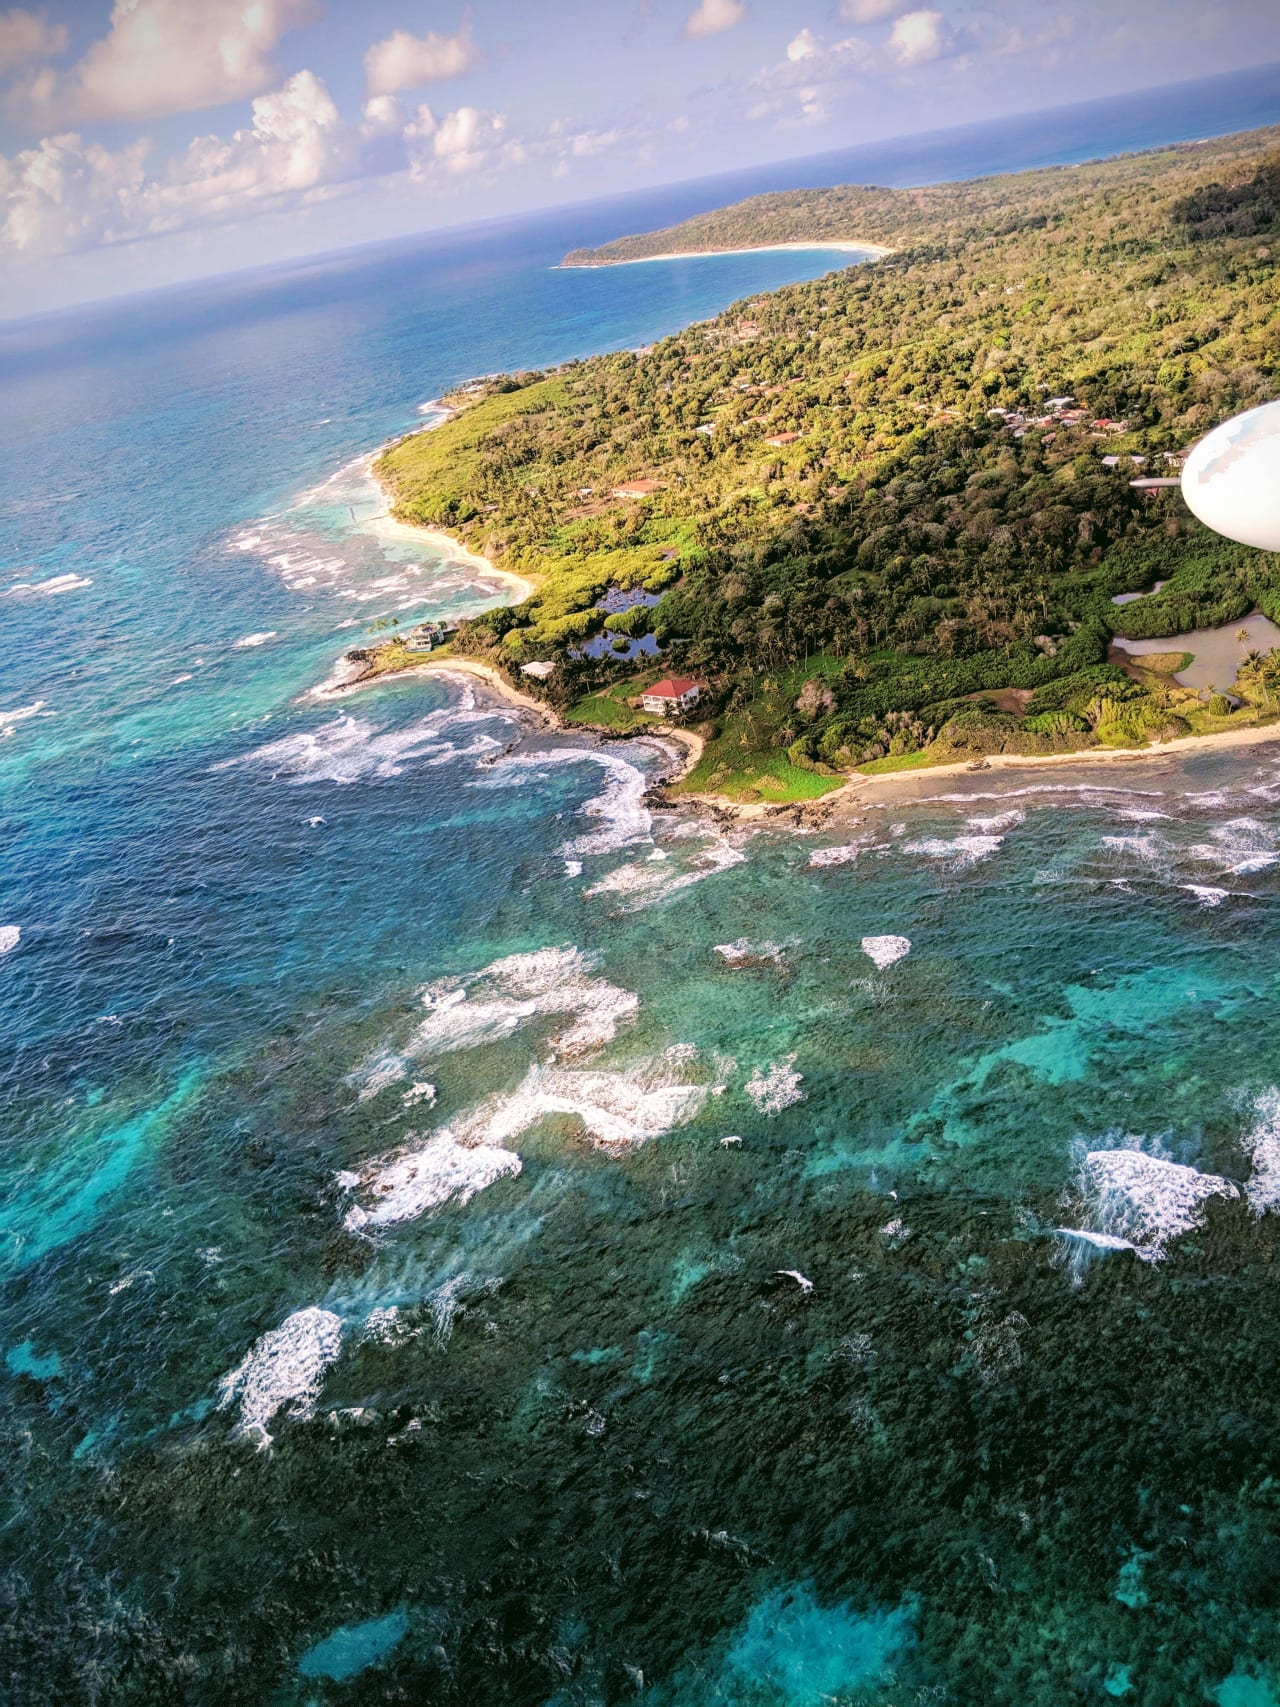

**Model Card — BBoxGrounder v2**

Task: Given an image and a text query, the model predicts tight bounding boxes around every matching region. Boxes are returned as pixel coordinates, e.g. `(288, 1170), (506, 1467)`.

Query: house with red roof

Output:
(640, 677), (702, 717)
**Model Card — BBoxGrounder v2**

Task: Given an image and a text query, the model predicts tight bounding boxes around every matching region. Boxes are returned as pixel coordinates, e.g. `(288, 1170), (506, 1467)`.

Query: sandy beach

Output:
(365, 510), (538, 604)
(666, 718), (1280, 821)
(560, 239), (893, 270)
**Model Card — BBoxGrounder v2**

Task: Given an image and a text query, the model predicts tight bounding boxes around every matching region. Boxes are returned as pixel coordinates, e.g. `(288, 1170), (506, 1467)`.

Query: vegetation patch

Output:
(375, 131), (1280, 792)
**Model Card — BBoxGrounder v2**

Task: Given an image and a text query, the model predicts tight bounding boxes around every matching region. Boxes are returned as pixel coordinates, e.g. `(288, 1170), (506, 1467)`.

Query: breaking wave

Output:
(344, 1132), (522, 1232)
(214, 703), (510, 785)
(348, 946), (641, 1099)
(584, 833), (746, 908)
(902, 833), (1003, 869)
(1069, 1143), (1238, 1262)
(1240, 1088), (1280, 1216)
(217, 1306), (344, 1446)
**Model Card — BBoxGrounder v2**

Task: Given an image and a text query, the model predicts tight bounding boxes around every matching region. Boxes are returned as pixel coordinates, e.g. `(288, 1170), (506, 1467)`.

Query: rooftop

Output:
(645, 677), (700, 698)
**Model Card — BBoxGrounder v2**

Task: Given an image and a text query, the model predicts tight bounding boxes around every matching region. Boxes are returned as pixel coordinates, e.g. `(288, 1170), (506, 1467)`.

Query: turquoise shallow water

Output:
(8, 101), (1280, 1704)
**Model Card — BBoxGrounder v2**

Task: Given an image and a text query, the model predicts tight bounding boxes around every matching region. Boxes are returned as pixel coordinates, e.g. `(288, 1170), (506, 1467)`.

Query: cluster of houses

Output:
(984, 393), (1198, 481)
(986, 395), (1120, 438)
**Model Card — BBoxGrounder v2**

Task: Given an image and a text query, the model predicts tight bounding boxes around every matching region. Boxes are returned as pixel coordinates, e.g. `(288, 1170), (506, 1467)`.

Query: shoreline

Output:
(665, 718), (1280, 821)
(558, 239), (894, 270)
(318, 322), (1277, 821)
(312, 653), (561, 722)
(364, 509), (538, 605)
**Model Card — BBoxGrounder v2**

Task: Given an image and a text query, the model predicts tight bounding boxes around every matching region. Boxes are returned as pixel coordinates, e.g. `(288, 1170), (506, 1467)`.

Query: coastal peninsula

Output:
(349, 126), (1280, 807)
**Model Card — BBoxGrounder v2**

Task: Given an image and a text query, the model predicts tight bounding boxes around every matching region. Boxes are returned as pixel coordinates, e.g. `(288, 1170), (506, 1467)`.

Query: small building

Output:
(765, 432), (801, 447)
(641, 677), (702, 717)
(404, 621), (446, 652)
(521, 660), (556, 679)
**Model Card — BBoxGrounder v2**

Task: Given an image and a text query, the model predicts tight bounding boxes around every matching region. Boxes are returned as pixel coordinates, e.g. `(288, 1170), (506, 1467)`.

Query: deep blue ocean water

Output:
(5, 77), (1280, 1705)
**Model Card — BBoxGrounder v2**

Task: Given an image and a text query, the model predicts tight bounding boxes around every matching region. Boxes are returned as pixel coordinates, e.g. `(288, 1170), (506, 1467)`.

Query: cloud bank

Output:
(7, 0), (314, 127)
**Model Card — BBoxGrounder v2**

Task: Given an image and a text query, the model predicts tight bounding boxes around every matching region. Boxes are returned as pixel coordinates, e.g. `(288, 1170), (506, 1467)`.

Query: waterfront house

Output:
(641, 678), (702, 717)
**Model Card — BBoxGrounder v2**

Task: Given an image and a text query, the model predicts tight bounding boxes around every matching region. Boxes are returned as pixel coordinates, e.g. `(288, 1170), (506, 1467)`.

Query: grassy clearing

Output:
(565, 685), (661, 733)
(675, 746), (843, 803)
(364, 641), (439, 676)
(856, 748), (951, 776)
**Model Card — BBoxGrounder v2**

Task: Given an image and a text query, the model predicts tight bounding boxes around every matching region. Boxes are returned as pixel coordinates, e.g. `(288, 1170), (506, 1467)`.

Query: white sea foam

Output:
(915, 784), (1165, 805)
(215, 705), (509, 785)
(6, 572), (92, 596)
(348, 1055), (705, 1229)
(809, 843), (864, 868)
(1055, 1227), (1139, 1253)
(344, 1131), (522, 1231)
(902, 834), (1003, 869)
(1183, 884), (1229, 907)
(217, 1306), (344, 1445)
(1239, 1088), (1280, 1216)
(966, 809), (1024, 834)
(584, 834), (745, 908)
(861, 935), (910, 970)
(401, 1081), (437, 1109)
(356, 1052), (409, 1100)
(715, 938), (786, 967)
(408, 945), (639, 1064)
(0, 926), (19, 955)
(1100, 832), (1163, 863)
(451, 1052), (709, 1154)
(488, 748), (653, 857)
(1079, 1147), (1238, 1260)
(1188, 818), (1280, 877)
(0, 700), (48, 732)
(234, 631), (278, 648)
(745, 1055), (805, 1115)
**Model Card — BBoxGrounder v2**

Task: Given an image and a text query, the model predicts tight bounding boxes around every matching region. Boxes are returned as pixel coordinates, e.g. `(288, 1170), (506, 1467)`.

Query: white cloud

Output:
(887, 9), (957, 66)
(0, 131), (149, 252)
(6, 0), (313, 127)
(997, 13), (1077, 60)
(747, 28), (872, 120)
(364, 18), (478, 97)
(838, 0), (911, 21)
(407, 104), (515, 176)
(684, 0), (746, 40)
(786, 28), (820, 63)
(0, 7), (66, 75)
(0, 71), (527, 256)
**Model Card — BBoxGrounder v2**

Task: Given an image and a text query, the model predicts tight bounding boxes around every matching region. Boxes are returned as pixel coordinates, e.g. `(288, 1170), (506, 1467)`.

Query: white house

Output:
(640, 677), (702, 717)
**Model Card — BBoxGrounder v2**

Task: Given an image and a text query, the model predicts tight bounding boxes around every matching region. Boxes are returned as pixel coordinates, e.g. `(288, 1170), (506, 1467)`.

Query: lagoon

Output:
(1113, 611), (1280, 693)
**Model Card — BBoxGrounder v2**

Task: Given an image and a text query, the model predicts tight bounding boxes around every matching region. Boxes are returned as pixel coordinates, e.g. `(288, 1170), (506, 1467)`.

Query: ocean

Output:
(4, 74), (1280, 1706)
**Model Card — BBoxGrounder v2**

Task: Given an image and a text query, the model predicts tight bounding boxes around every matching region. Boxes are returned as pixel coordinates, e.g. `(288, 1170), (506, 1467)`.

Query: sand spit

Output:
(558, 239), (894, 269)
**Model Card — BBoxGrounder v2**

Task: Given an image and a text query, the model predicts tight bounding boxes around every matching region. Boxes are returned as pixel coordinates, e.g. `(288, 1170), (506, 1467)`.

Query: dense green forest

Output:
(375, 127), (1280, 800)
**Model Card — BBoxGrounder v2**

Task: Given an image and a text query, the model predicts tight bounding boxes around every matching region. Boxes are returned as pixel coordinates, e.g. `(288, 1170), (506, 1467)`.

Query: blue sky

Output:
(1, 0), (1277, 317)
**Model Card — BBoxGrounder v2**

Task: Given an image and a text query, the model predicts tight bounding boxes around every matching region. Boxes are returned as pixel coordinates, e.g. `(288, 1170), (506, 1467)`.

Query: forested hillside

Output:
(375, 128), (1280, 798)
